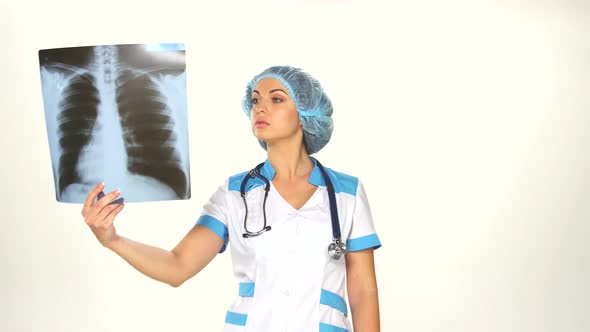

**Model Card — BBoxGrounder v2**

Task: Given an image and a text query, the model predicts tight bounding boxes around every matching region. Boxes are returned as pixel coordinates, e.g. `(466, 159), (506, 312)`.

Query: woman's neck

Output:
(266, 140), (313, 181)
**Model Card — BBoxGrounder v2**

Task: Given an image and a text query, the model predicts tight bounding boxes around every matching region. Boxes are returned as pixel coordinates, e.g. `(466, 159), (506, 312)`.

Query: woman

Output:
(83, 66), (381, 331)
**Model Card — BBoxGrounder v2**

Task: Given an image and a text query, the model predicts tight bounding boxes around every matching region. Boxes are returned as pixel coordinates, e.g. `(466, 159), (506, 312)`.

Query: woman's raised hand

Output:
(82, 183), (125, 247)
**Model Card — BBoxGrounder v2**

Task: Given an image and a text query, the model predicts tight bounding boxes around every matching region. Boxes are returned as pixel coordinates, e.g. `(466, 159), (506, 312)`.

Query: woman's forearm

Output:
(350, 290), (380, 332)
(106, 235), (184, 287)
(346, 249), (381, 332)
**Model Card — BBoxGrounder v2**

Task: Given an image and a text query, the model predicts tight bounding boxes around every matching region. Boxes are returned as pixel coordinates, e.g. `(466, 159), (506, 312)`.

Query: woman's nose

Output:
(253, 102), (267, 114)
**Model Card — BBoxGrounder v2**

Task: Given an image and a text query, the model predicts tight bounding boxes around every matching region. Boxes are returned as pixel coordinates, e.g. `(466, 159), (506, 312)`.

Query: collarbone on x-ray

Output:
(40, 44), (191, 203)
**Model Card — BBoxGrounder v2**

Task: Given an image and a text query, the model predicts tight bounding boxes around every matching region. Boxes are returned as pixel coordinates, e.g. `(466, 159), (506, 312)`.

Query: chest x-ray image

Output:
(39, 43), (191, 203)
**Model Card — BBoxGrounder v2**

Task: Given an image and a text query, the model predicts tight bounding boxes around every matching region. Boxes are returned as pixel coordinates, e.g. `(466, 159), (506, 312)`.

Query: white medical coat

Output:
(196, 158), (381, 332)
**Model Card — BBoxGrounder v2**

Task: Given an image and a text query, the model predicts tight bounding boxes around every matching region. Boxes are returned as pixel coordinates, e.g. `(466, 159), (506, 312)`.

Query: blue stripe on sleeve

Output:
(346, 233), (381, 252)
(196, 215), (228, 253)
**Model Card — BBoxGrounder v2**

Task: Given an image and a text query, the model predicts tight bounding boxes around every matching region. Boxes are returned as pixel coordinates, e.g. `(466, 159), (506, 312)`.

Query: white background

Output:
(1, 0), (589, 331)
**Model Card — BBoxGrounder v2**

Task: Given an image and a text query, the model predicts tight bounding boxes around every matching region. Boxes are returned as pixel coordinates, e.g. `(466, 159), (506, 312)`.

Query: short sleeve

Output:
(346, 180), (382, 252)
(195, 179), (230, 253)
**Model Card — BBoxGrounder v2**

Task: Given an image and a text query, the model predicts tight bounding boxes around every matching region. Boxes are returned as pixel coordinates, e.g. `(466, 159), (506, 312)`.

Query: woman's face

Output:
(250, 78), (302, 146)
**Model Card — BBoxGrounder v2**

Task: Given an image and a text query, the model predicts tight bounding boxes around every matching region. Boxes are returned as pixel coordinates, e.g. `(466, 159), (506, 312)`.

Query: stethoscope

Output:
(240, 159), (347, 260)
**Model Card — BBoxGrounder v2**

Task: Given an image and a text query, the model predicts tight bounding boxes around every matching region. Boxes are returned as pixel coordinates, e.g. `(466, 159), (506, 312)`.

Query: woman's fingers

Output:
(83, 189), (121, 226)
(91, 189), (121, 218)
(81, 184), (124, 246)
(93, 202), (123, 227)
(102, 204), (125, 228)
(95, 189), (121, 208)
(87, 203), (124, 246)
(82, 182), (105, 216)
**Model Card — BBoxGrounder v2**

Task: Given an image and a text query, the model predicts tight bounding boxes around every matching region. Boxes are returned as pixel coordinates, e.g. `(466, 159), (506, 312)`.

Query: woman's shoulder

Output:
(319, 164), (362, 197)
(227, 169), (251, 192)
(225, 164), (264, 193)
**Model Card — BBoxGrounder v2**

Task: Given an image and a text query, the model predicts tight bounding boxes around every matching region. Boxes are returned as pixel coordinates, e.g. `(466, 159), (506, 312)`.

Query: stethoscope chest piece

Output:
(328, 239), (347, 260)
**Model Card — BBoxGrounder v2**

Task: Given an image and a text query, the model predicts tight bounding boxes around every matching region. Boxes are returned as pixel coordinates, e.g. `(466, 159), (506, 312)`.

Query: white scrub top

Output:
(196, 158), (381, 332)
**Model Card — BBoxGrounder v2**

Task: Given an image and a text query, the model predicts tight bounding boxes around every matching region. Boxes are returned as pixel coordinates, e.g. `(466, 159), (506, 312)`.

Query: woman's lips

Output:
(255, 121), (269, 128)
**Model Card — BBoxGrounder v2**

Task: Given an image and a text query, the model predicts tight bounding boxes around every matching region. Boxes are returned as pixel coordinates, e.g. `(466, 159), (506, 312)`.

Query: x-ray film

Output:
(39, 43), (191, 203)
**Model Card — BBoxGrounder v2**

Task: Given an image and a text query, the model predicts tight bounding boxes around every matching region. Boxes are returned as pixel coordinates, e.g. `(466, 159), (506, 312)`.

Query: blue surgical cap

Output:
(242, 65), (333, 155)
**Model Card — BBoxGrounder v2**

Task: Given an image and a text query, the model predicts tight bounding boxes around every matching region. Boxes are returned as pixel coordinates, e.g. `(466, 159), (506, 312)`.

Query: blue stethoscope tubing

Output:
(240, 159), (347, 260)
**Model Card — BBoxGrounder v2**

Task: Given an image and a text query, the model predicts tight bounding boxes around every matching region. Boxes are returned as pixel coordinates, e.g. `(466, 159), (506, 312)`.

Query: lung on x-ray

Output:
(39, 43), (191, 203)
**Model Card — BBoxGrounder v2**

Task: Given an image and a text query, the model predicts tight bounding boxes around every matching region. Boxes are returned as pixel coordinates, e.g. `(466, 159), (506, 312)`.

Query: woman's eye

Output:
(272, 97), (283, 103)
(251, 98), (259, 104)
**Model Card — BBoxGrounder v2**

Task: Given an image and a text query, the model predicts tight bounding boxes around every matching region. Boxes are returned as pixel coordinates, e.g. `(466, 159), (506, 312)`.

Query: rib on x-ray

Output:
(39, 43), (191, 203)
